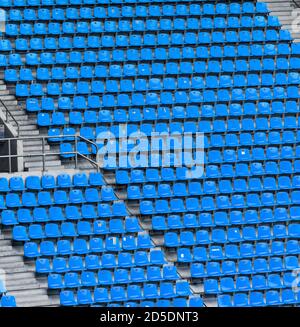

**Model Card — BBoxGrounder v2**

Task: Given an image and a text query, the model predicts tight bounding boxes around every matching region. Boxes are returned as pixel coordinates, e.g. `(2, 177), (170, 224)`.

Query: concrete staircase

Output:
(0, 229), (60, 307)
(261, 0), (300, 42)
(0, 79), (64, 172)
(113, 181), (211, 306)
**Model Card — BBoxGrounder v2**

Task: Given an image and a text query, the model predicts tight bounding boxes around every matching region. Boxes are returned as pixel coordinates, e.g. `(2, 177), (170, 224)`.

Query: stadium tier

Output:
(0, 0), (299, 307)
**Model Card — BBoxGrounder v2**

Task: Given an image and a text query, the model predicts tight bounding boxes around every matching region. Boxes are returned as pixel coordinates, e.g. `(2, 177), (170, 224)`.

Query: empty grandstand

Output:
(0, 0), (299, 308)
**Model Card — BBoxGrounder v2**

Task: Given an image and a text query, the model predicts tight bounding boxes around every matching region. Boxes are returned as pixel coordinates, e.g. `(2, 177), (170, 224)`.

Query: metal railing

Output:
(292, 0), (300, 8)
(0, 98), (20, 137)
(0, 134), (100, 173)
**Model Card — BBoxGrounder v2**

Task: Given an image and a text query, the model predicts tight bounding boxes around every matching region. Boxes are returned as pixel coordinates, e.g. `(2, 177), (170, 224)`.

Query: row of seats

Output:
(3, 42), (300, 65)
(10, 75), (300, 94)
(140, 194), (300, 214)
(61, 142), (300, 164)
(177, 241), (300, 262)
(2, 202), (127, 223)
(47, 126), (300, 146)
(0, 188), (120, 208)
(7, 52), (299, 72)
(1, 2), (269, 15)
(0, 29), (293, 55)
(163, 226), (300, 247)
(3, 206), (139, 226)
(39, 114), (300, 131)
(49, 135), (295, 152)
(5, 16), (276, 32)
(218, 290), (300, 306)
(4, 16), (279, 37)
(48, 266), (178, 288)
(38, 249), (300, 274)
(19, 85), (300, 102)
(115, 159), (300, 176)
(60, 289), (203, 307)
(25, 239), (163, 263)
(13, 219), (141, 240)
(29, 104), (300, 124)
(8, 73), (300, 98)
(58, 280), (190, 301)
(35, 250), (166, 273)
(0, 173), (104, 191)
(57, 142), (300, 168)
(152, 208), (300, 230)
(192, 256), (298, 278)
(22, 235), (152, 252)
(204, 274), (299, 293)
(129, 179), (300, 199)
(14, 225), (151, 247)
(24, 234), (153, 258)
(116, 163), (300, 184)
(38, 257), (175, 275)
(42, 120), (300, 137)
(61, 290), (204, 308)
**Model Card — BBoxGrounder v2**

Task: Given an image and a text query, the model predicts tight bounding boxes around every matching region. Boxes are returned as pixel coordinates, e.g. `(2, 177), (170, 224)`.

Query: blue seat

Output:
(204, 279), (219, 294)
(36, 258), (51, 274)
(24, 242), (39, 258)
(233, 293), (248, 307)
(94, 288), (109, 303)
(83, 254), (100, 271)
(2, 210), (17, 226)
(266, 291), (282, 306)
(1, 295), (17, 307)
(220, 277), (235, 292)
(13, 226), (28, 241)
(77, 289), (93, 305)
(218, 294), (232, 307)
(222, 261), (237, 275)
(48, 274), (63, 289)
(60, 291), (77, 306)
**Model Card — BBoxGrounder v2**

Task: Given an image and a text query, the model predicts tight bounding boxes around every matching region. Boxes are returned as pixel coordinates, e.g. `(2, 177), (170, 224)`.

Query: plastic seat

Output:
(36, 258), (51, 274)
(1, 295), (17, 307)
(2, 210), (18, 226)
(266, 291), (282, 306)
(218, 294), (232, 307)
(60, 291), (77, 306)
(13, 226), (28, 241)
(53, 258), (69, 273)
(233, 293), (248, 307)
(204, 279), (219, 294)
(220, 277), (235, 292)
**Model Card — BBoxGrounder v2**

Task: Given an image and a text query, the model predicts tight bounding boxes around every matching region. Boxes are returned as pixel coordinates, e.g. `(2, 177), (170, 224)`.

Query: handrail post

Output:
(42, 137), (45, 171)
(75, 136), (78, 169)
(8, 139), (11, 173)
(0, 98), (20, 137)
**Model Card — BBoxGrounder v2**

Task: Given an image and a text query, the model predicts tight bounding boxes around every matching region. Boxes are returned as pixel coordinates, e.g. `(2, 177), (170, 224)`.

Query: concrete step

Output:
(24, 155), (61, 163)
(23, 145), (51, 152)
(19, 130), (41, 136)
(7, 281), (48, 292)
(25, 160), (62, 169)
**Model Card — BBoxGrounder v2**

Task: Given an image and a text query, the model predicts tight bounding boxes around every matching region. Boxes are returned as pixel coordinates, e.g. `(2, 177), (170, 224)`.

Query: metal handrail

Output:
(0, 98), (20, 137)
(292, 0), (300, 8)
(0, 134), (100, 173)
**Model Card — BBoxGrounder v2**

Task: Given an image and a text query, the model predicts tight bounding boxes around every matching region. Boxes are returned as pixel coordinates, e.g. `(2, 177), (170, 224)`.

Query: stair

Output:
(0, 230), (60, 307)
(261, 0), (300, 41)
(0, 79), (65, 172)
